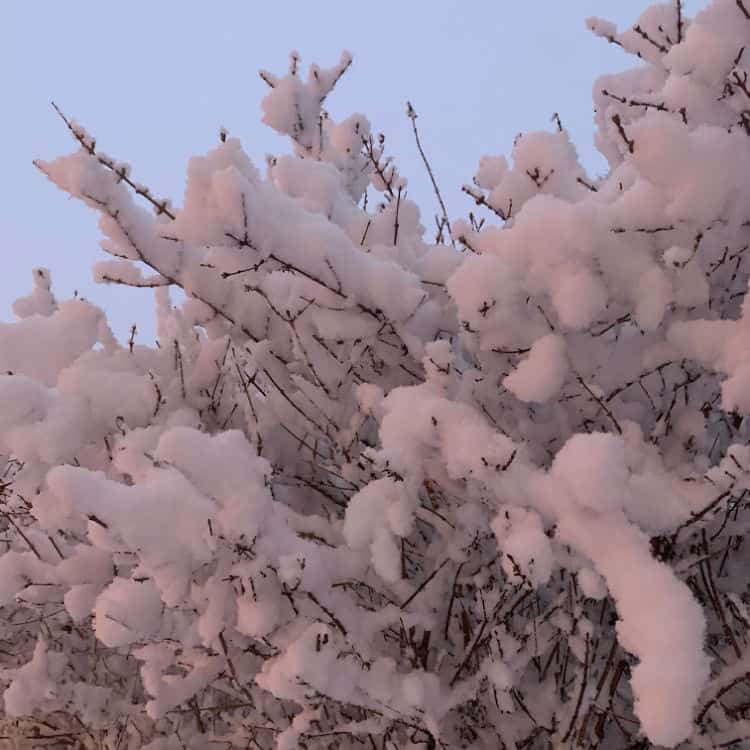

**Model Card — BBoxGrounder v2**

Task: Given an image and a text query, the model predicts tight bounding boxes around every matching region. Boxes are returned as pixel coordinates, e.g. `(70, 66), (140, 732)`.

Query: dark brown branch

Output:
(400, 558), (449, 610)
(611, 114), (635, 154)
(407, 102), (454, 248)
(362, 135), (396, 199)
(393, 186), (402, 245)
(576, 176), (598, 192)
(50, 102), (176, 220)
(461, 185), (509, 221)
(450, 618), (488, 686)
(100, 274), (171, 288)
(576, 374), (622, 434)
(306, 591), (348, 636)
(633, 24), (669, 54)
(562, 633), (590, 743)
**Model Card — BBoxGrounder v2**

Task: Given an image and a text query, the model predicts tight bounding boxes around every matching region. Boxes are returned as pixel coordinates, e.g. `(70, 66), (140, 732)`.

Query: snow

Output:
(0, 299), (107, 385)
(93, 577), (164, 647)
(503, 334), (567, 402)
(551, 432), (629, 514)
(3, 2), (750, 746)
(492, 506), (553, 587)
(2, 640), (67, 717)
(12, 268), (57, 318)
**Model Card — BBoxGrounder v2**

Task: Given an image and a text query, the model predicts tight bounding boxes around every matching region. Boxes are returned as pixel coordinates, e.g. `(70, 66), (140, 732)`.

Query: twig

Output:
(406, 102), (455, 248)
(50, 102), (176, 219)
(461, 185), (510, 221)
(450, 618), (488, 686)
(443, 562), (464, 642)
(174, 340), (186, 400)
(0, 511), (41, 560)
(393, 186), (402, 245)
(306, 591), (348, 636)
(576, 375), (622, 434)
(633, 24), (669, 54)
(562, 632), (590, 742)
(400, 558), (449, 610)
(576, 176), (598, 192)
(611, 114), (635, 154)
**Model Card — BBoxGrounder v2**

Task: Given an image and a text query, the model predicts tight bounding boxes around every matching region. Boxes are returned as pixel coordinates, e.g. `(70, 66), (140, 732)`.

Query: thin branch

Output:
(406, 102), (455, 248)
(633, 24), (669, 54)
(50, 102), (176, 219)
(611, 114), (635, 154)
(462, 184), (509, 221)
(400, 558), (449, 610)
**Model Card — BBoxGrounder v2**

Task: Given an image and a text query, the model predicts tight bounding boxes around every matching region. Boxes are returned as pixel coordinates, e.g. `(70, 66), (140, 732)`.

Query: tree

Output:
(2, 1), (750, 747)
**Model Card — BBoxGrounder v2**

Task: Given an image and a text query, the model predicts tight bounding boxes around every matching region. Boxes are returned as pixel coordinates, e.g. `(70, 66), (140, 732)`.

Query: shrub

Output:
(2, 1), (750, 747)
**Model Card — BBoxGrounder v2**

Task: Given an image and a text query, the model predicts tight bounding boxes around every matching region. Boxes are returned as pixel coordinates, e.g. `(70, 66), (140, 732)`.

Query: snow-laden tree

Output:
(3, 1), (750, 747)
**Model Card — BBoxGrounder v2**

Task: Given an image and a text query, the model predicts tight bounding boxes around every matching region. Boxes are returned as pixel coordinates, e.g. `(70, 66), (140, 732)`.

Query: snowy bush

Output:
(3, 1), (750, 747)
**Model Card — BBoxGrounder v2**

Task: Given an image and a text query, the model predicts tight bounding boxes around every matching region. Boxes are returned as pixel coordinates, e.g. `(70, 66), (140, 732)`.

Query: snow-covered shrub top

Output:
(3, 2), (750, 748)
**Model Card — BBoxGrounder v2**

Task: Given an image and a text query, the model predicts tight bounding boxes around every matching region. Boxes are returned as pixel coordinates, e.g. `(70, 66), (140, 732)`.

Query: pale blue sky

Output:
(2, 1), (707, 343)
